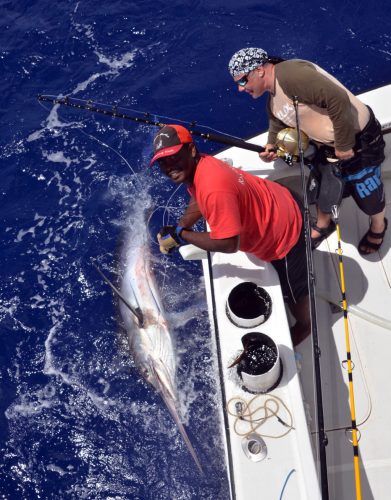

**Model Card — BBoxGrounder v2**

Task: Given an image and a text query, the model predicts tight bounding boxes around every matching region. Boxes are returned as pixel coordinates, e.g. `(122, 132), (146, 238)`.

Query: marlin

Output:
(92, 212), (202, 473)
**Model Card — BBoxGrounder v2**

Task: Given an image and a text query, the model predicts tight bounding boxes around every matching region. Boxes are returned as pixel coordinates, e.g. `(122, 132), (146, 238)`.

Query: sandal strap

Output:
(358, 218), (388, 256)
(311, 224), (328, 236)
(311, 220), (337, 249)
(360, 238), (382, 251)
(311, 221), (336, 237)
(367, 217), (388, 239)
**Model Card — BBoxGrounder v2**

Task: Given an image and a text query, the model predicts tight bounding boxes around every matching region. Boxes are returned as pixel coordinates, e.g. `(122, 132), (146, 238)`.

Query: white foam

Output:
(41, 317), (120, 416)
(94, 49), (137, 71)
(15, 213), (46, 242)
(46, 464), (71, 476)
(98, 377), (110, 395)
(167, 302), (206, 328)
(0, 295), (20, 321)
(37, 274), (48, 291)
(27, 104), (80, 143)
(43, 151), (73, 168)
(43, 227), (54, 246)
(82, 155), (97, 170)
(5, 392), (54, 418)
(30, 294), (45, 308)
(78, 271), (95, 299)
(0, 296), (33, 332)
(72, 71), (111, 94)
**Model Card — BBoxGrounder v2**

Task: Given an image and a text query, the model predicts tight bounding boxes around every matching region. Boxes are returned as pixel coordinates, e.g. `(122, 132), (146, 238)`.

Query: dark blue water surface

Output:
(1, 1), (390, 498)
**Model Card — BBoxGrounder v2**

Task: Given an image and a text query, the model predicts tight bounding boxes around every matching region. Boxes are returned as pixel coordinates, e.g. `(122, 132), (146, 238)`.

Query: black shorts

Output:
(310, 105), (386, 216)
(342, 165), (385, 216)
(271, 201), (308, 305)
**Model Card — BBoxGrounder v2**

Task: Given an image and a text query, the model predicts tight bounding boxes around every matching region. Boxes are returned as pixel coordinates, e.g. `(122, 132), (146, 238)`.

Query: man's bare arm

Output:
(178, 196), (203, 227)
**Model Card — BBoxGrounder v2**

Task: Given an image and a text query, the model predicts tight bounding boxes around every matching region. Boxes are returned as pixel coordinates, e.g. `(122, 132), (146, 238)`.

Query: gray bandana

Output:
(228, 48), (268, 77)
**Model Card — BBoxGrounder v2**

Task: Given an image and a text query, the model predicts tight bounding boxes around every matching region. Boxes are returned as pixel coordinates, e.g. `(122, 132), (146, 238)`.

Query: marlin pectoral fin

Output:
(91, 260), (144, 327)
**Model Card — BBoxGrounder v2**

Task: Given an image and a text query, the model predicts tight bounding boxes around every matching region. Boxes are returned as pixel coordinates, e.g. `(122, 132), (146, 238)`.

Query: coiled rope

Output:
(226, 393), (294, 439)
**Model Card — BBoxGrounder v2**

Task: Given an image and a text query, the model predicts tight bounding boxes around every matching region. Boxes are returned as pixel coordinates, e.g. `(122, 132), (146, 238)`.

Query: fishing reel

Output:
(275, 128), (311, 166)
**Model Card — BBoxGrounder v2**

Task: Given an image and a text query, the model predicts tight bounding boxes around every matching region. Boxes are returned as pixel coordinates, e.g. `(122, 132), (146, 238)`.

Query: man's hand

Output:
(335, 148), (354, 160)
(157, 225), (185, 254)
(259, 144), (278, 163)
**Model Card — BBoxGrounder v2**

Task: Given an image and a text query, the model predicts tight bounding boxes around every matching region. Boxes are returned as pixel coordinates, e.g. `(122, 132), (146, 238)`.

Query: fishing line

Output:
(331, 204), (362, 500)
(39, 99), (153, 303)
(38, 98), (140, 180)
(145, 205), (179, 247)
(161, 183), (183, 227)
(159, 191), (182, 298)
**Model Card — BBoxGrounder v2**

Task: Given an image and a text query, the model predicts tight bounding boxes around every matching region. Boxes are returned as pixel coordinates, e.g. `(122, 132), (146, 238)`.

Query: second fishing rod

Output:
(293, 96), (329, 500)
(38, 94), (270, 155)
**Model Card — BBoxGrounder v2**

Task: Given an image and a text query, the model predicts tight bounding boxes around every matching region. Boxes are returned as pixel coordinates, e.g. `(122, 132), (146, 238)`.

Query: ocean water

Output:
(1, 1), (390, 499)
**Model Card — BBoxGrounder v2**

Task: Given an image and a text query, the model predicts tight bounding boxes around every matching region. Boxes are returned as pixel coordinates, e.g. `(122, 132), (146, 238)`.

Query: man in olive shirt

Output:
(228, 47), (387, 254)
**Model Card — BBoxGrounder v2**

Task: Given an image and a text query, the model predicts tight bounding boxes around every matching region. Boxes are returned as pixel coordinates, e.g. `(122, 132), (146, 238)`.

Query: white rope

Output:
(226, 393), (294, 439)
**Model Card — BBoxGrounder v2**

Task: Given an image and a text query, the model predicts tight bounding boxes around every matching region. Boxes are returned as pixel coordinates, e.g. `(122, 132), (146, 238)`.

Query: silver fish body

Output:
(119, 221), (202, 473)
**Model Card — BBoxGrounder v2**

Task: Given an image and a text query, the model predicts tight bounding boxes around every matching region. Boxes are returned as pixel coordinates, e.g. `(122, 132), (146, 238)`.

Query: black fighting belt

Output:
(307, 160), (344, 214)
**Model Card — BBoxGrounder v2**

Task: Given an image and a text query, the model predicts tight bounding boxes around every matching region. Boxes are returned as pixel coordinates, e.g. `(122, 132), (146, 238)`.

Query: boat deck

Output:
(180, 84), (391, 499)
(201, 249), (320, 499)
(300, 168), (391, 499)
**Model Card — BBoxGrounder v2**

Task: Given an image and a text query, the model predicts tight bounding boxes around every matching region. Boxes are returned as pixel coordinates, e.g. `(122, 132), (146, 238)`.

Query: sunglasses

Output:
(236, 73), (249, 87)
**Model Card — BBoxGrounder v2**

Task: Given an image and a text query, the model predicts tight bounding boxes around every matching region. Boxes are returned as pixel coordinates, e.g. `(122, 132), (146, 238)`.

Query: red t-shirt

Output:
(188, 155), (302, 261)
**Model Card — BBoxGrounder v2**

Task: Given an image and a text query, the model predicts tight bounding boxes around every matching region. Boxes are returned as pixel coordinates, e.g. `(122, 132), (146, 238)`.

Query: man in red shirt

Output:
(151, 124), (310, 346)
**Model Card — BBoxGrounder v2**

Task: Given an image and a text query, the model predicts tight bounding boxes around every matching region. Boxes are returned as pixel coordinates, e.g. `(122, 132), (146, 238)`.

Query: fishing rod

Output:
(37, 94), (267, 154)
(293, 96), (329, 499)
(331, 205), (362, 500)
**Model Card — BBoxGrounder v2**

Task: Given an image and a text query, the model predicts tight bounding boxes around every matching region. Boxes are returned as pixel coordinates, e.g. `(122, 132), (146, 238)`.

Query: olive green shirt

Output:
(266, 60), (370, 151)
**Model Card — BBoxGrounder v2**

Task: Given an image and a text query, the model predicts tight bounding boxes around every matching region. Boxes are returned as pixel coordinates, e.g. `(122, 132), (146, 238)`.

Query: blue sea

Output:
(1, 1), (390, 499)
